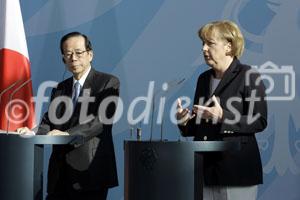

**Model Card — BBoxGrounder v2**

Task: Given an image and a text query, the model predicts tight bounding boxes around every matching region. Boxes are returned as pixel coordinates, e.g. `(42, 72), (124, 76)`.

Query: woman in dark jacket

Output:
(177, 20), (267, 200)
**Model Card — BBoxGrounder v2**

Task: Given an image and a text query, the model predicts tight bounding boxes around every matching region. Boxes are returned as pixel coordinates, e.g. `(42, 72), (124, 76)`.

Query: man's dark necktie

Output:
(72, 81), (81, 108)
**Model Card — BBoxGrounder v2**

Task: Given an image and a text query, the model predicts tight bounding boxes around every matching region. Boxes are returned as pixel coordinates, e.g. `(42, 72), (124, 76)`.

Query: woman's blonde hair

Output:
(198, 20), (245, 58)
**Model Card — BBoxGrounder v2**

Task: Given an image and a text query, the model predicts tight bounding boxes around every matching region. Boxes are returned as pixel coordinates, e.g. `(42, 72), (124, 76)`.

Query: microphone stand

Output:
(159, 78), (185, 141)
(149, 78), (186, 141)
(160, 115), (164, 141)
(149, 82), (171, 141)
(149, 90), (156, 141)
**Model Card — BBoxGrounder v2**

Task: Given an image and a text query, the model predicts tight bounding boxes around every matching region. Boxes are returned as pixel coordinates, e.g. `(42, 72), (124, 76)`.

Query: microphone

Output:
(149, 78), (185, 141)
(0, 80), (22, 105)
(0, 80), (22, 133)
(6, 79), (32, 133)
(159, 78), (185, 141)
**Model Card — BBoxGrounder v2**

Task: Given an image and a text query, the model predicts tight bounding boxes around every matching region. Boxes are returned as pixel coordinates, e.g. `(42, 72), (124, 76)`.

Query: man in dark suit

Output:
(18, 32), (119, 200)
(177, 21), (267, 199)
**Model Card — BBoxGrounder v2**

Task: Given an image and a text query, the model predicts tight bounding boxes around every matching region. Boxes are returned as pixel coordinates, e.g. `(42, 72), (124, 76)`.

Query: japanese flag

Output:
(0, 0), (36, 131)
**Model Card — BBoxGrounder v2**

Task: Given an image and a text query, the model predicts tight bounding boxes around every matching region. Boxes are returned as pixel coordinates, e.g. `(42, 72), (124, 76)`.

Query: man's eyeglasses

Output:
(63, 50), (89, 59)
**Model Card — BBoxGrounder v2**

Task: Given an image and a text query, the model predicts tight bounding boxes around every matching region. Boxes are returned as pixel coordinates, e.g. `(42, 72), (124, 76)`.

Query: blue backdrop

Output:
(20, 0), (300, 199)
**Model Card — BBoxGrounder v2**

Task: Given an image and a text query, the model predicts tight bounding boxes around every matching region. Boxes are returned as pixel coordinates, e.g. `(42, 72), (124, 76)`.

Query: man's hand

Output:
(47, 129), (69, 136)
(176, 98), (195, 126)
(193, 95), (223, 123)
(16, 127), (35, 135)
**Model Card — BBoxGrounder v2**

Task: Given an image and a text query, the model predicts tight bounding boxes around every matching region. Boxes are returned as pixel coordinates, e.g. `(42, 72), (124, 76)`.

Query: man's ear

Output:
(62, 57), (66, 63)
(89, 50), (93, 62)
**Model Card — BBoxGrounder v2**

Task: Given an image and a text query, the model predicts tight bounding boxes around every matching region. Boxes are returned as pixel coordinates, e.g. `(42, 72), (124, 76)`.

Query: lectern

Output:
(124, 140), (239, 200)
(0, 134), (83, 200)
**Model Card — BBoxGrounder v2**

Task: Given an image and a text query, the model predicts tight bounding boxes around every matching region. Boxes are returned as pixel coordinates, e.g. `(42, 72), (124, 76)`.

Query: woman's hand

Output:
(193, 95), (223, 123)
(176, 98), (195, 126)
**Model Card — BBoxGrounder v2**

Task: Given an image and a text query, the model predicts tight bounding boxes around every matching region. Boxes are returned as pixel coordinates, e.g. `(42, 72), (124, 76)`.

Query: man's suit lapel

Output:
(81, 68), (96, 97)
(61, 67), (97, 99)
(75, 68), (96, 108)
(68, 69), (96, 127)
(212, 59), (240, 97)
(63, 79), (73, 97)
